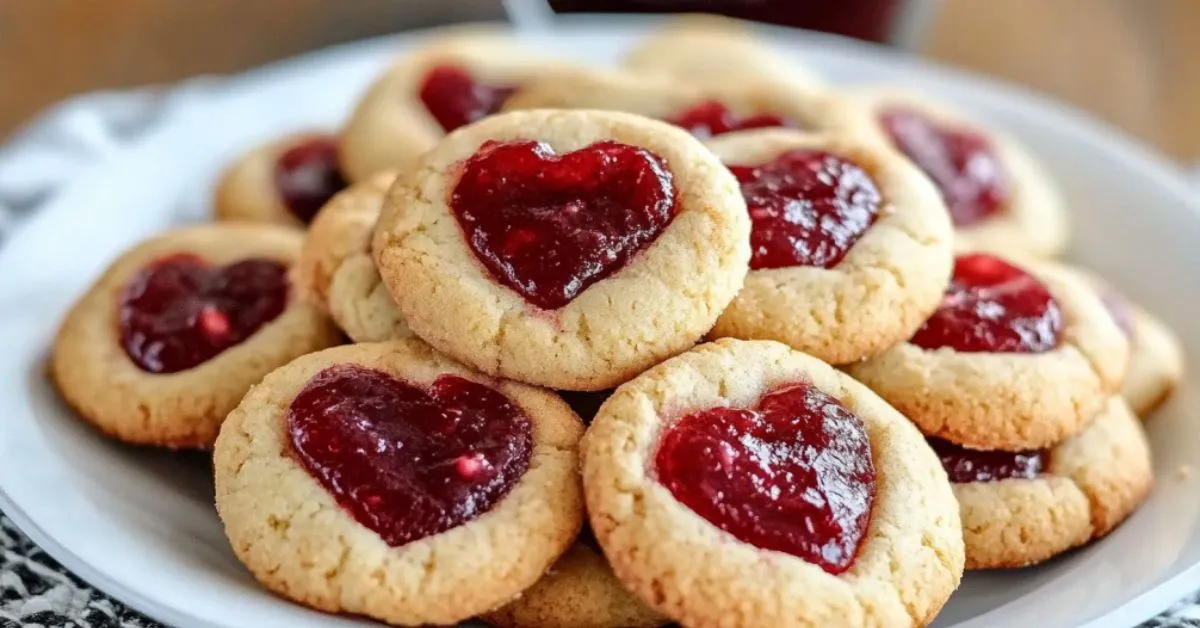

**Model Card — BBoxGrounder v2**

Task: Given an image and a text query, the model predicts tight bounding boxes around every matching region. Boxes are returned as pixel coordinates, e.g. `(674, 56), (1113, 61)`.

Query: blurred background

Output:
(2, 0), (1198, 160)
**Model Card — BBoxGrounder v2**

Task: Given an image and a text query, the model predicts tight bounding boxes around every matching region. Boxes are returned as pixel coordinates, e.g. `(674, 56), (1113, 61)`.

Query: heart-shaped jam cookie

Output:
(911, 254), (1062, 353)
(274, 136), (348, 224)
(419, 64), (518, 133)
(287, 364), (533, 547)
(729, 150), (882, 270)
(668, 100), (794, 139)
(655, 383), (876, 574)
(119, 254), (289, 373)
(929, 437), (1047, 483)
(881, 108), (1009, 227)
(451, 140), (678, 310)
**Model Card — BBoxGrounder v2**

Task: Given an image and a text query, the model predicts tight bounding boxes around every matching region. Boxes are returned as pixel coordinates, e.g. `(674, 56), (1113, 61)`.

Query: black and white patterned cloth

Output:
(2, 82), (1200, 628)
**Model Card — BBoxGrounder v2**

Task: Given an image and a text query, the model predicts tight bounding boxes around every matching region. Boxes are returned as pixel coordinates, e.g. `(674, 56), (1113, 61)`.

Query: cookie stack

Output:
(50, 15), (1183, 628)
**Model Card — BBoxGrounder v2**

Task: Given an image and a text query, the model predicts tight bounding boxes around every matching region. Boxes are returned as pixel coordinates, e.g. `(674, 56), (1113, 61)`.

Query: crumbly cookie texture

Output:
(481, 543), (667, 628)
(582, 338), (964, 628)
(504, 68), (872, 137)
(854, 87), (1068, 259)
(622, 14), (823, 87)
(1123, 307), (1184, 416)
(213, 339), (586, 626)
(705, 129), (954, 365)
(373, 109), (752, 391)
(294, 171), (411, 342)
(214, 131), (332, 228)
(847, 259), (1130, 450)
(956, 396), (1153, 569)
(338, 28), (571, 183)
(51, 224), (341, 449)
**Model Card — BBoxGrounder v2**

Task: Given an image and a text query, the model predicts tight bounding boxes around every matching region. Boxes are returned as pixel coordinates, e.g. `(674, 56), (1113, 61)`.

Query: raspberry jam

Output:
(668, 100), (793, 139)
(929, 438), (1047, 483)
(451, 140), (677, 310)
(418, 64), (517, 132)
(654, 383), (876, 574)
(273, 136), (348, 224)
(880, 108), (1009, 227)
(287, 365), (534, 547)
(729, 150), (881, 270)
(911, 254), (1062, 353)
(118, 254), (289, 373)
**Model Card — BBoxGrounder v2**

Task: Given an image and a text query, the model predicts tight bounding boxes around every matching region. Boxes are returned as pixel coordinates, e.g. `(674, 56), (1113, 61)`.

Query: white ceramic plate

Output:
(1, 17), (1198, 628)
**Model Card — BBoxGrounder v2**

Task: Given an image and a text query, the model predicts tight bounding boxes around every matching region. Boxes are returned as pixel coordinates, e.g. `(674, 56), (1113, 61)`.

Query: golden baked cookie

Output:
(847, 254), (1129, 450)
(51, 224), (341, 449)
(294, 171), (411, 342)
(214, 131), (348, 227)
(854, 88), (1068, 258)
(481, 542), (666, 628)
(582, 339), (964, 628)
(933, 396), (1152, 569)
(622, 14), (823, 87)
(213, 339), (586, 626)
(704, 129), (953, 364)
(504, 68), (870, 140)
(338, 29), (570, 182)
(373, 109), (751, 391)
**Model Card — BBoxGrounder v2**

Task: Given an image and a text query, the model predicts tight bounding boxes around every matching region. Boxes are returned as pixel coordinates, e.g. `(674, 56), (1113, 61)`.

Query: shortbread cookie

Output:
(482, 542), (666, 628)
(213, 339), (585, 626)
(339, 29), (569, 182)
(622, 14), (822, 87)
(295, 171), (411, 342)
(855, 88), (1068, 258)
(504, 68), (870, 140)
(847, 254), (1129, 450)
(704, 129), (953, 364)
(373, 109), (751, 391)
(1092, 281), (1184, 417)
(583, 339), (964, 627)
(214, 131), (348, 227)
(935, 396), (1152, 569)
(52, 224), (341, 448)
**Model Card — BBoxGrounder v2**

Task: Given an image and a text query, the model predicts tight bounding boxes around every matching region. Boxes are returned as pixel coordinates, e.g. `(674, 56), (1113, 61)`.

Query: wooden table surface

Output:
(2, 0), (1196, 160)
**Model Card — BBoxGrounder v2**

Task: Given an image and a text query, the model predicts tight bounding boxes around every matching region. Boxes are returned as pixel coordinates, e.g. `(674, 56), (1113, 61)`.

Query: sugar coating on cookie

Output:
(294, 171), (412, 342)
(705, 129), (954, 364)
(373, 109), (751, 391)
(214, 131), (349, 228)
(855, 88), (1068, 258)
(847, 255), (1129, 450)
(338, 28), (571, 183)
(51, 224), (341, 449)
(582, 338), (964, 627)
(938, 396), (1152, 569)
(213, 339), (585, 626)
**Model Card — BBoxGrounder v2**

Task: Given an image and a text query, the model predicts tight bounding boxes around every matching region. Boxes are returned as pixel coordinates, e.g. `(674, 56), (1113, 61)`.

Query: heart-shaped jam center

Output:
(929, 438), (1047, 483)
(668, 100), (794, 139)
(451, 140), (677, 310)
(880, 108), (1009, 227)
(729, 150), (881, 270)
(287, 365), (533, 547)
(910, 254), (1062, 353)
(274, 136), (348, 224)
(419, 64), (517, 133)
(119, 254), (289, 373)
(1100, 290), (1136, 338)
(655, 383), (876, 574)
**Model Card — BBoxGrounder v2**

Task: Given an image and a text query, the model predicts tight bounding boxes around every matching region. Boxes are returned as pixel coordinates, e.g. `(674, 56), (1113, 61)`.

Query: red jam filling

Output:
(287, 365), (533, 547)
(654, 383), (876, 574)
(880, 108), (1009, 227)
(450, 140), (677, 310)
(119, 254), (289, 373)
(273, 136), (348, 224)
(1100, 290), (1136, 338)
(911, 254), (1062, 353)
(667, 100), (794, 139)
(418, 64), (517, 132)
(929, 438), (1047, 483)
(729, 150), (881, 270)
